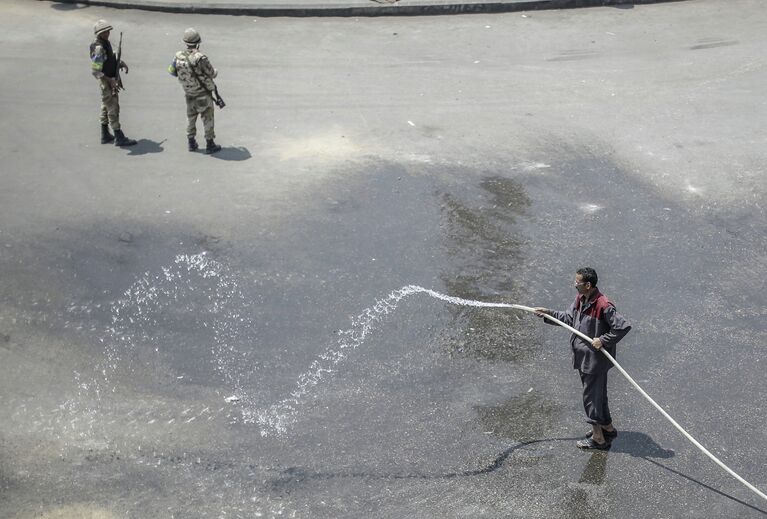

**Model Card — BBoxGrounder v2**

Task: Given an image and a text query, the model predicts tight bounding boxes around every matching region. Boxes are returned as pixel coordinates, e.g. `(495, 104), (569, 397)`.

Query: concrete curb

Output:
(49, 0), (688, 17)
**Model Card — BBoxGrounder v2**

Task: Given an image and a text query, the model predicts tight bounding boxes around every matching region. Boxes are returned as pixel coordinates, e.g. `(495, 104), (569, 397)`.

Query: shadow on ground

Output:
(209, 146), (251, 161)
(125, 139), (165, 156)
(50, 2), (89, 10)
(267, 433), (675, 487)
(266, 434), (765, 515)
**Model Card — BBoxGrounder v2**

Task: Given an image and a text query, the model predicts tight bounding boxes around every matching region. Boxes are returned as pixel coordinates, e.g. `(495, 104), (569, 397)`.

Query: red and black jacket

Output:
(548, 289), (631, 374)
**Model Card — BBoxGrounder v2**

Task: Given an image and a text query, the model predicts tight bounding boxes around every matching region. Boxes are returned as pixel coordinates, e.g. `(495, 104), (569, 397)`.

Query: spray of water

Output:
(251, 285), (521, 436)
(99, 253), (252, 392)
(69, 254), (521, 439)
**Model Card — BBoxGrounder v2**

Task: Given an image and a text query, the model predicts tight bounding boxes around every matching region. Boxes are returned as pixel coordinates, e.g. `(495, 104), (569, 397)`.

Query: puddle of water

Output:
(475, 392), (563, 442)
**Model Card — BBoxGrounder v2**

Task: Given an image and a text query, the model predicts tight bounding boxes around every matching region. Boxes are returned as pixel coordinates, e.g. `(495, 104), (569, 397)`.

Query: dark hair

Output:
(577, 267), (598, 286)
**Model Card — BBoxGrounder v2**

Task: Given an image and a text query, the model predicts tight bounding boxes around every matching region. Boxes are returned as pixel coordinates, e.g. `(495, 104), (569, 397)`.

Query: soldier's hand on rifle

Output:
(119, 61), (129, 74)
(106, 77), (118, 90)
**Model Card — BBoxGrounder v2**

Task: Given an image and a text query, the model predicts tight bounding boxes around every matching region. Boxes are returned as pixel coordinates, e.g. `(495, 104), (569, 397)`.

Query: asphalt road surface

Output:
(1, 1), (766, 517)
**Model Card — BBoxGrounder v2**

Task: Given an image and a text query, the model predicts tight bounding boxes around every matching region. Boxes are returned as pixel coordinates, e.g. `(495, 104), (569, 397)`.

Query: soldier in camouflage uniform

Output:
(90, 19), (137, 147)
(168, 28), (222, 154)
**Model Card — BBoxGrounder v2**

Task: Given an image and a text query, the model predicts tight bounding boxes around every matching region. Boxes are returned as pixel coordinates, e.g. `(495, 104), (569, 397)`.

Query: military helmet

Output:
(183, 28), (201, 45)
(93, 19), (113, 36)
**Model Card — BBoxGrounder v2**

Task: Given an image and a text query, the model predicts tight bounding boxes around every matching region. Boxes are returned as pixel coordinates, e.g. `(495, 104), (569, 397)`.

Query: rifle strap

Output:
(187, 50), (216, 100)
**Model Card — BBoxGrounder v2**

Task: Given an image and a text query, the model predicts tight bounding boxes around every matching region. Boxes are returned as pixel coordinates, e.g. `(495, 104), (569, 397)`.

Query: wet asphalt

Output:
(1, 0), (766, 517)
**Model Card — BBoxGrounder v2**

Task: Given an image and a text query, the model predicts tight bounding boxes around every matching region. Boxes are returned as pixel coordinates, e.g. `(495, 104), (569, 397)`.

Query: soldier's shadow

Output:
(208, 146), (251, 162)
(126, 139), (165, 156)
(51, 2), (89, 10)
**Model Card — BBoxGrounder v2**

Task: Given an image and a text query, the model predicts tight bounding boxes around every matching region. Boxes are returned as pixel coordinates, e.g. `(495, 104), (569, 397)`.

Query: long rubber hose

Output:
(404, 286), (767, 503)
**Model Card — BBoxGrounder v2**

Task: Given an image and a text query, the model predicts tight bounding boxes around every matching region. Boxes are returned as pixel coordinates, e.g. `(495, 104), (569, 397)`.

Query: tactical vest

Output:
(91, 38), (118, 78)
(173, 49), (207, 97)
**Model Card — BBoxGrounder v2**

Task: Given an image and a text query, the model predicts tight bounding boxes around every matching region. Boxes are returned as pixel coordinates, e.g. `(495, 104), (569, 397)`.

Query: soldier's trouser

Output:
(99, 79), (121, 130)
(185, 95), (215, 140)
(579, 370), (612, 426)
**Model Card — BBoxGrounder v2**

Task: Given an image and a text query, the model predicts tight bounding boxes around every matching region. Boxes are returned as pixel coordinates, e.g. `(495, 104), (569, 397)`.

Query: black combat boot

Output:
(205, 139), (222, 155)
(114, 129), (137, 147)
(101, 124), (115, 144)
(188, 137), (199, 152)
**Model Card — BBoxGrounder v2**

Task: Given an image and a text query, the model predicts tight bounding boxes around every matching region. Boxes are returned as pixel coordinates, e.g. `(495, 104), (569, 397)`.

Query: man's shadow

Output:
(609, 430), (675, 458)
(125, 139), (165, 156)
(208, 146), (251, 162)
(583, 431), (765, 515)
(575, 431), (673, 485)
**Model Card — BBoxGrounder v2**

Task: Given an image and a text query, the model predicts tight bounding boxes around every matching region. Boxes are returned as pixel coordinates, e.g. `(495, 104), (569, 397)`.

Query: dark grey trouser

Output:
(579, 370), (612, 426)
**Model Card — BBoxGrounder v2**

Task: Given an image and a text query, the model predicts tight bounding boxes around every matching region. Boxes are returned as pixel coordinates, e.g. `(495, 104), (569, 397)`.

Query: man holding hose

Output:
(535, 267), (631, 450)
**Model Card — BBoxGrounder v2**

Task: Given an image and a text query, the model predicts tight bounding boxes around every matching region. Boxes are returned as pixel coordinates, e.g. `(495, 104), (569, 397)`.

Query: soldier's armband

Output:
(168, 61), (178, 77)
(91, 59), (104, 79)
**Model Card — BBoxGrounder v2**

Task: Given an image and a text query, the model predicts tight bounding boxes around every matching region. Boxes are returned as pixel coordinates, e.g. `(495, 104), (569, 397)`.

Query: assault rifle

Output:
(213, 87), (226, 109)
(115, 32), (125, 91)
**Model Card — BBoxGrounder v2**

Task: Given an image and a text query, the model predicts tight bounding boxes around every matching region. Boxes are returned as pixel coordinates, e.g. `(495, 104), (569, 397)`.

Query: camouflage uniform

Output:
(168, 48), (218, 141)
(90, 19), (136, 147)
(90, 35), (121, 130)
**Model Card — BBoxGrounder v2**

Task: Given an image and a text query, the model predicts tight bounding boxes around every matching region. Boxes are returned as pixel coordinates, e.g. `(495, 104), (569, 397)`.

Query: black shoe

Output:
(101, 124), (114, 144)
(586, 428), (618, 440)
(576, 437), (611, 450)
(205, 139), (221, 155)
(114, 129), (137, 147)
(188, 137), (199, 152)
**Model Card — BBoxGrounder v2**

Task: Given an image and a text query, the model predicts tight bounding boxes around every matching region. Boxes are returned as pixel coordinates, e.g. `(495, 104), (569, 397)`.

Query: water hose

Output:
(407, 286), (767, 503)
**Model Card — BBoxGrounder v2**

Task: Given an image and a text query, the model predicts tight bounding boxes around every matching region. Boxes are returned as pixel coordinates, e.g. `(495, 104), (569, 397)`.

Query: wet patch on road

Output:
(2, 147), (767, 517)
(476, 392), (563, 442)
(437, 175), (538, 363)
